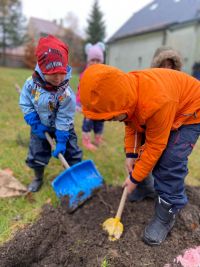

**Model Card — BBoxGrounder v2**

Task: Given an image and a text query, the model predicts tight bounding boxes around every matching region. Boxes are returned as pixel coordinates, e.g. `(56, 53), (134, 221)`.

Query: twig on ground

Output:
(15, 83), (21, 94)
(97, 193), (113, 213)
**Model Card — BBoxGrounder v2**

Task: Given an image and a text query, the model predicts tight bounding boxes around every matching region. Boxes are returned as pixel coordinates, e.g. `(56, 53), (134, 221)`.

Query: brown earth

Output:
(0, 185), (200, 267)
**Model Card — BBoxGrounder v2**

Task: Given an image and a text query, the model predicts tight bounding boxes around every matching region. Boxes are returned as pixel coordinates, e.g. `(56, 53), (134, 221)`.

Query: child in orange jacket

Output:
(79, 64), (200, 246)
(129, 46), (183, 202)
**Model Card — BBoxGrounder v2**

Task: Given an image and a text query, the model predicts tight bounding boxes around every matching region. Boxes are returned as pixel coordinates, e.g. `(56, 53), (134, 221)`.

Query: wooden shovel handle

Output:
(116, 186), (128, 219)
(45, 132), (70, 169)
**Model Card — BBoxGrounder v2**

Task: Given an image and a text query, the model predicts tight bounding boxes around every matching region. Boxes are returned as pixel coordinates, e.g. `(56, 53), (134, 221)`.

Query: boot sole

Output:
(142, 235), (162, 246)
(28, 182), (43, 192)
(142, 220), (175, 246)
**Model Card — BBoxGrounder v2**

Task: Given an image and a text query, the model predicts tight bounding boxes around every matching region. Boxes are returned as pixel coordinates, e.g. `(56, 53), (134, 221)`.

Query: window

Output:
(149, 3), (158, 10)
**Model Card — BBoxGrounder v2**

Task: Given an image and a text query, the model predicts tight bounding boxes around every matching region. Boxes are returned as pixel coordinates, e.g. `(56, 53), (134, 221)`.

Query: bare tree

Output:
(23, 38), (37, 70)
(0, 0), (27, 65)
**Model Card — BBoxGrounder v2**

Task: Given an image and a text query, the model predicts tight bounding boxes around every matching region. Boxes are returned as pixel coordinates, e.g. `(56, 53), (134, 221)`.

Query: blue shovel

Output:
(45, 133), (104, 212)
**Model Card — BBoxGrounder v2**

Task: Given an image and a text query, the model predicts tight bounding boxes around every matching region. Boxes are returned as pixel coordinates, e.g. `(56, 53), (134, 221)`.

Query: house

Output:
(27, 17), (65, 40)
(106, 0), (200, 74)
(0, 17), (64, 68)
(1, 17), (84, 70)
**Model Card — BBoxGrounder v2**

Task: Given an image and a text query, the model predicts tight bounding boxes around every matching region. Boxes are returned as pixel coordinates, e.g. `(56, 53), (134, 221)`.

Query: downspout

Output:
(105, 43), (110, 65)
(193, 20), (200, 66)
(162, 28), (167, 46)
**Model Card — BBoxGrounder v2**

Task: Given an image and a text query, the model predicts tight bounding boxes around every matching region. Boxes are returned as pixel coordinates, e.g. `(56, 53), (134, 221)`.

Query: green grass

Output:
(0, 66), (200, 244)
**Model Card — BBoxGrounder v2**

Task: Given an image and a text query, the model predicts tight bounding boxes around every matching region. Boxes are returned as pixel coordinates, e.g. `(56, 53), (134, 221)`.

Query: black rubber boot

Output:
(128, 173), (157, 202)
(143, 197), (177, 246)
(28, 167), (44, 192)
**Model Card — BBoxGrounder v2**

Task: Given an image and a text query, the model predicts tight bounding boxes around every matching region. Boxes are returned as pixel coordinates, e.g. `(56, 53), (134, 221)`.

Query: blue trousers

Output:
(26, 128), (82, 169)
(82, 117), (104, 134)
(153, 124), (200, 211)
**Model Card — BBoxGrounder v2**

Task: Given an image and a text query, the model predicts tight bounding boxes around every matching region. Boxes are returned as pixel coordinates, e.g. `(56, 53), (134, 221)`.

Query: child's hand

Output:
(125, 158), (136, 174)
(24, 111), (50, 139)
(52, 142), (66, 158)
(52, 129), (69, 158)
(76, 104), (82, 113)
(31, 123), (50, 139)
(123, 176), (137, 194)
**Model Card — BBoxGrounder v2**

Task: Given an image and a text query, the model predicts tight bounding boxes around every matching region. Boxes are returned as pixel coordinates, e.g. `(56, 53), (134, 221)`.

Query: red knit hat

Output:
(35, 35), (69, 74)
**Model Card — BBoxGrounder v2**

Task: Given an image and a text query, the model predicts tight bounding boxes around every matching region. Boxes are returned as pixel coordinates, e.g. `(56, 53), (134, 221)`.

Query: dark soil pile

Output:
(0, 185), (200, 267)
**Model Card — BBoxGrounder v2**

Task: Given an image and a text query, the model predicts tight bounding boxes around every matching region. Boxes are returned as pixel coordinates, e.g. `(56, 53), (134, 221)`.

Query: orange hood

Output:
(79, 64), (137, 120)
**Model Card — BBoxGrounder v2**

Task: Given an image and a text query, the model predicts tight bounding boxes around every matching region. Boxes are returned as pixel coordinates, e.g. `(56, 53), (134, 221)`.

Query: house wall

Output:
(195, 22), (200, 61)
(166, 23), (199, 73)
(107, 31), (164, 72)
(107, 22), (200, 74)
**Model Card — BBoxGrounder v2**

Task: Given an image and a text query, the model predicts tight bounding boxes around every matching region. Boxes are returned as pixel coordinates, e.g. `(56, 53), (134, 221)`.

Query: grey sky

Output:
(21, 0), (153, 39)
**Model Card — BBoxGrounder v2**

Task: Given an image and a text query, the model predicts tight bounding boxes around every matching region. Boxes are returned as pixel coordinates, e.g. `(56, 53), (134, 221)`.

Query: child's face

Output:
(44, 73), (66, 86)
(88, 58), (102, 66)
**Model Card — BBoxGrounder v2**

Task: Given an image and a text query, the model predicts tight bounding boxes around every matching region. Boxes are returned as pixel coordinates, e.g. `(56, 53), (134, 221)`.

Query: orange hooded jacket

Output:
(80, 64), (200, 182)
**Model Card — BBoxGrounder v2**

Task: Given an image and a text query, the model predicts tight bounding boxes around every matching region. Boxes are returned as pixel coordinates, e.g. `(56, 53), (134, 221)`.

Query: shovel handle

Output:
(115, 187), (128, 219)
(45, 132), (70, 169)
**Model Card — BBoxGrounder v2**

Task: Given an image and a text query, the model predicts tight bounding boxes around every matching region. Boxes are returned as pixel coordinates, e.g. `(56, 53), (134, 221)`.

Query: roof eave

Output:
(107, 25), (169, 44)
(107, 18), (200, 44)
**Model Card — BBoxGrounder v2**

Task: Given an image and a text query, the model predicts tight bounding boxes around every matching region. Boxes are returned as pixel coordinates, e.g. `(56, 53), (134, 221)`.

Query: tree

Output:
(23, 38), (37, 70)
(0, 0), (27, 65)
(64, 12), (80, 35)
(62, 29), (85, 72)
(62, 12), (85, 72)
(86, 0), (106, 43)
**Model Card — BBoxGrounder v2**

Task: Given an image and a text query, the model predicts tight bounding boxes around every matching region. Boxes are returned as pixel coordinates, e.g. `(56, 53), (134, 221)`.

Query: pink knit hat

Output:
(85, 42), (105, 63)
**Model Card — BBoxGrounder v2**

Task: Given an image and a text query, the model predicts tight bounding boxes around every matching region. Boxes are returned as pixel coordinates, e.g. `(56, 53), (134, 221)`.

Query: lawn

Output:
(0, 66), (200, 244)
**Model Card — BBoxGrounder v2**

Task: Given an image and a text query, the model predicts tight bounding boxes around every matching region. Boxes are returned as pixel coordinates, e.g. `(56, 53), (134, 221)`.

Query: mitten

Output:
(24, 111), (40, 126)
(52, 129), (69, 158)
(31, 123), (50, 139)
(24, 112), (50, 139)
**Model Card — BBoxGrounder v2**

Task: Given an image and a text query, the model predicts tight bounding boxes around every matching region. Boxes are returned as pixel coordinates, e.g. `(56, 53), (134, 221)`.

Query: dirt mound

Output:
(0, 185), (200, 267)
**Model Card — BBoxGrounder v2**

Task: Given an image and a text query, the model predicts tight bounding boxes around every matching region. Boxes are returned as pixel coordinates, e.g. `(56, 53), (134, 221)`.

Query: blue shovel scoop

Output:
(45, 133), (104, 212)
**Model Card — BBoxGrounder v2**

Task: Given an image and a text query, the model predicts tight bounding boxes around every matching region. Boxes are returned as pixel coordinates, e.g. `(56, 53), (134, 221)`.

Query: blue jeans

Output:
(153, 124), (200, 211)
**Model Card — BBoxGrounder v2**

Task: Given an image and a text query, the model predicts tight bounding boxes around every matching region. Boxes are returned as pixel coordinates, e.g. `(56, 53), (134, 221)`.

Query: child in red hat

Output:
(19, 35), (82, 192)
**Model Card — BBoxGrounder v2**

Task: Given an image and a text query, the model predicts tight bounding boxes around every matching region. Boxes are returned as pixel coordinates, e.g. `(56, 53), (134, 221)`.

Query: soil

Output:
(0, 185), (200, 267)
